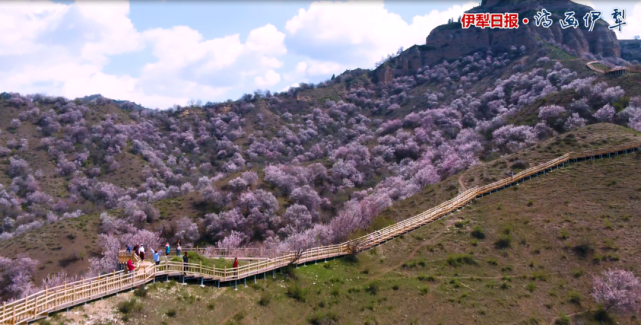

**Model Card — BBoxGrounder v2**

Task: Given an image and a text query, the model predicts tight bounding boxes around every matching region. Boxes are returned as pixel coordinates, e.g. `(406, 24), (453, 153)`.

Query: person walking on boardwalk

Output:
(183, 252), (189, 275)
(152, 248), (161, 266)
(133, 244), (139, 257)
(232, 257), (239, 277)
(126, 244), (132, 254)
(138, 244), (145, 260)
(127, 259), (135, 273)
(165, 242), (170, 256)
(176, 242), (182, 257)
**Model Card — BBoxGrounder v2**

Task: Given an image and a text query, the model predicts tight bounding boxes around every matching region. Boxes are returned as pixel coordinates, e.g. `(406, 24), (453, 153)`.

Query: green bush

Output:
(364, 282), (379, 295)
(259, 292), (272, 306)
(232, 311), (246, 322)
(554, 314), (570, 325)
(419, 286), (429, 295)
(559, 229), (569, 240)
(568, 291), (582, 305)
(446, 253), (476, 267)
(417, 274), (435, 282)
(495, 233), (512, 249)
(286, 283), (308, 302)
(308, 311), (339, 325)
(471, 226), (486, 239)
(402, 258), (426, 268)
(134, 285), (147, 298)
(525, 283), (536, 292)
(572, 268), (584, 278)
(118, 298), (143, 314)
(573, 239), (594, 257)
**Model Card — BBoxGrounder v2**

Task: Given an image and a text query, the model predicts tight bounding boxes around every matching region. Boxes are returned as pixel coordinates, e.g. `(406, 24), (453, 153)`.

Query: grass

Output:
(471, 225), (486, 239)
(567, 290), (582, 305)
(258, 292), (272, 306)
(286, 283), (308, 302)
(446, 253), (477, 267)
(555, 314), (571, 325)
(133, 285), (147, 298)
(495, 233), (512, 249)
(118, 298), (143, 314)
(308, 311), (339, 325)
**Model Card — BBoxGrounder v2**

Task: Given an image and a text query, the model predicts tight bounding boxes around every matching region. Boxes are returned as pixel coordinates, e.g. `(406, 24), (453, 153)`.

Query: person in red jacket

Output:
(232, 257), (239, 277)
(127, 259), (135, 273)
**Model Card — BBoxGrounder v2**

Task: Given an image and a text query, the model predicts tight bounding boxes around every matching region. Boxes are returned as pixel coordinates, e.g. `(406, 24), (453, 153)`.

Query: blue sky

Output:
(0, 0), (638, 109)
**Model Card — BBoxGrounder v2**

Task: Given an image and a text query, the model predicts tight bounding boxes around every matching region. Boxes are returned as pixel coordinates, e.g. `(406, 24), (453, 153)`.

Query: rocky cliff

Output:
(620, 40), (641, 63)
(374, 0), (621, 83)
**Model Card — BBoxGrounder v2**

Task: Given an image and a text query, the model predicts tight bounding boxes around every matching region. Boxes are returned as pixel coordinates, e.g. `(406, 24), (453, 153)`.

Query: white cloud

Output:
(76, 2), (144, 65)
(0, 1), (69, 55)
(285, 1), (476, 67)
(306, 60), (343, 75)
(142, 27), (245, 73)
(254, 69), (281, 87)
(261, 57), (284, 69)
(246, 24), (287, 55)
(0, 0), (290, 108)
(296, 61), (308, 73)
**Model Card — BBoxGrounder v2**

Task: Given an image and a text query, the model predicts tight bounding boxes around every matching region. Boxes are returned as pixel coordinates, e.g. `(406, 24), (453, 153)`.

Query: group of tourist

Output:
(125, 239), (186, 272)
(124, 239), (240, 277)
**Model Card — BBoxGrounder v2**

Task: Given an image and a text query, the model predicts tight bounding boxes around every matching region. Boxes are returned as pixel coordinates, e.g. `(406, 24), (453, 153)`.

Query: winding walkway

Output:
(1, 142), (640, 324)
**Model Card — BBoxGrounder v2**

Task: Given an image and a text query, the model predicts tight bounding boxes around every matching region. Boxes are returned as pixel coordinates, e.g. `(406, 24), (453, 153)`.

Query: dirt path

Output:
(546, 310), (588, 325)
(458, 172), (467, 192)
(293, 307), (312, 325)
(218, 305), (248, 325)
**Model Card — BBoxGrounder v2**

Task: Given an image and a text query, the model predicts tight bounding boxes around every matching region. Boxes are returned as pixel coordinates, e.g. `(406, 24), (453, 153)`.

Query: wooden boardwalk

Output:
(587, 60), (640, 76)
(1, 142), (640, 324)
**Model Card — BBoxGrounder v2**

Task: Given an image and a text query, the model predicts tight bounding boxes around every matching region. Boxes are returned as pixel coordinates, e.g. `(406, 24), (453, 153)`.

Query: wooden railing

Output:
(2, 141), (639, 324)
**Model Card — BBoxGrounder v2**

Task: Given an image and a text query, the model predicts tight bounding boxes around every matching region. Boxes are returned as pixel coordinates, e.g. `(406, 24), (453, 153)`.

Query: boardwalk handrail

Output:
(2, 141), (640, 324)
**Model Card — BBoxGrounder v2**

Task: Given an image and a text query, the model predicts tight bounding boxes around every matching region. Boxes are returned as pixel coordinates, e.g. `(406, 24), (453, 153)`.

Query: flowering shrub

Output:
(592, 269), (641, 314)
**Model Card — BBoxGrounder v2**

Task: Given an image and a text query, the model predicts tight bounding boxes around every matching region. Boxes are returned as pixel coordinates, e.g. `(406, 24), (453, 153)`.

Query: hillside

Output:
(38, 123), (641, 325)
(1, 0), (641, 307)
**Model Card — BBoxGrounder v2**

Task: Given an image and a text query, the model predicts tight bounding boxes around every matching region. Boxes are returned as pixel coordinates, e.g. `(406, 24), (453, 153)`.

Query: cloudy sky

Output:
(0, 1), (638, 109)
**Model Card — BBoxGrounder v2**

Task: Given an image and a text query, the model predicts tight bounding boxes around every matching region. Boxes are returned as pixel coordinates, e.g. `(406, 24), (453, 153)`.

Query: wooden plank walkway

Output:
(1, 141), (640, 324)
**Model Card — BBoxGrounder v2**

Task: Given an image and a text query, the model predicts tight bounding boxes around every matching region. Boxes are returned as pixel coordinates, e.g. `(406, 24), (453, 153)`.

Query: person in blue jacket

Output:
(151, 248), (161, 265)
